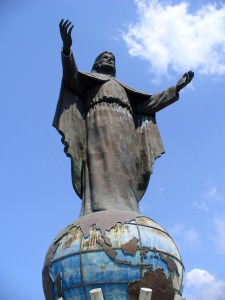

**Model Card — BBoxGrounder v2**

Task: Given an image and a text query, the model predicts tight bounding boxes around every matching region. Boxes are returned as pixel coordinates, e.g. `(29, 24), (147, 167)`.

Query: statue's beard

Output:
(97, 63), (115, 76)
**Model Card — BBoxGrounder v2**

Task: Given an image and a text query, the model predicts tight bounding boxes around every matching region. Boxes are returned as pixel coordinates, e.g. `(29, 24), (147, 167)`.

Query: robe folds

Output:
(53, 52), (179, 216)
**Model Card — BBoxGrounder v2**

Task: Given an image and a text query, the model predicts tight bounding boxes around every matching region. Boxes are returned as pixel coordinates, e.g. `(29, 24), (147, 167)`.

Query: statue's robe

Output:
(53, 52), (179, 216)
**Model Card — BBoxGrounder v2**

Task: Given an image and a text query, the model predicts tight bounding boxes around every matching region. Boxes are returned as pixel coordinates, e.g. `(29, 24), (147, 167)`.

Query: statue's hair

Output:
(91, 51), (116, 76)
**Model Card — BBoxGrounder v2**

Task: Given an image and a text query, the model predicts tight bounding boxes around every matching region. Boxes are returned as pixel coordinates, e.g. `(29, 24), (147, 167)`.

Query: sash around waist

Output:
(87, 97), (133, 115)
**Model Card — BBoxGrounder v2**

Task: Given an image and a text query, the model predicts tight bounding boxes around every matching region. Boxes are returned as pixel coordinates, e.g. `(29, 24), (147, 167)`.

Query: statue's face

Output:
(98, 52), (115, 74)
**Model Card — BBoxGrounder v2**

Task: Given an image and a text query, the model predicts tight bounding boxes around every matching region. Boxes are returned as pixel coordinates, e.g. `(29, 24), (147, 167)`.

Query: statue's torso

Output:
(84, 77), (132, 112)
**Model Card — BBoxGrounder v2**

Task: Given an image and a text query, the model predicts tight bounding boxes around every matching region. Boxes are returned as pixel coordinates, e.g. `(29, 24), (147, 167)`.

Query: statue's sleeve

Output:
(131, 86), (178, 201)
(53, 51), (86, 199)
(61, 51), (83, 94)
(134, 113), (164, 201)
(134, 86), (179, 114)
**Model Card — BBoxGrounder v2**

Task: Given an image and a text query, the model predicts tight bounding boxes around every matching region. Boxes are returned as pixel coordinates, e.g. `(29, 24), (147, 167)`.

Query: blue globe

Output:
(43, 210), (184, 300)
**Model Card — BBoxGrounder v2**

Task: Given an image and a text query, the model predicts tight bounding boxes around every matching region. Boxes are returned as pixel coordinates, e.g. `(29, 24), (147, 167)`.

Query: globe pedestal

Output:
(43, 210), (184, 300)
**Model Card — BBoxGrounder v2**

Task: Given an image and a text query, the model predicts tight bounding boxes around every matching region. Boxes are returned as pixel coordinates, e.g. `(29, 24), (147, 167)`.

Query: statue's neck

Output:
(97, 66), (115, 76)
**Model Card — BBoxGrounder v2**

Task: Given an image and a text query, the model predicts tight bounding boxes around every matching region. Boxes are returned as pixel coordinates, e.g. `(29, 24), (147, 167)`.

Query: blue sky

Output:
(1, 1), (225, 299)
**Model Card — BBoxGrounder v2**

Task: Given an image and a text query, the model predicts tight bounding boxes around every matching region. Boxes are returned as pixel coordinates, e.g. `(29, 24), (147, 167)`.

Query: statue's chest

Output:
(86, 78), (129, 104)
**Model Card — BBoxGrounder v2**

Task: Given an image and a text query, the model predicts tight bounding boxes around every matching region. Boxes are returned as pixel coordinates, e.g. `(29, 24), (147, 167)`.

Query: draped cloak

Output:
(53, 52), (179, 216)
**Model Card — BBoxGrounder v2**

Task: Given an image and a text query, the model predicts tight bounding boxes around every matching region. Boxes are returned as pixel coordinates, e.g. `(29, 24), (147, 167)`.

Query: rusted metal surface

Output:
(160, 253), (178, 273)
(43, 213), (184, 299)
(73, 209), (141, 237)
(102, 234), (112, 247)
(138, 226), (180, 258)
(135, 217), (165, 231)
(97, 238), (117, 259)
(128, 269), (175, 300)
(140, 247), (149, 259)
(79, 231), (87, 300)
(121, 237), (139, 255)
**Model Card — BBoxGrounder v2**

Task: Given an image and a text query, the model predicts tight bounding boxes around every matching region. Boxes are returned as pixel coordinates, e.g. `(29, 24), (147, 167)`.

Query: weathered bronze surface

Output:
(127, 269), (175, 300)
(54, 19), (194, 216)
(43, 19), (194, 299)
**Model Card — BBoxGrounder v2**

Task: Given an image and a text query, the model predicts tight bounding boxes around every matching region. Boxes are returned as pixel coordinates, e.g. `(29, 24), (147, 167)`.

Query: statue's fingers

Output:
(65, 21), (72, 30)
(187, 71), (194, 83)
(182, 72), (187, 80)
(60, 20), (70, 35)
(63, 19), (70, 27)
(59, 19), (64, 27)
(184, 72), (189, 81)
(68, 25), (74, 35)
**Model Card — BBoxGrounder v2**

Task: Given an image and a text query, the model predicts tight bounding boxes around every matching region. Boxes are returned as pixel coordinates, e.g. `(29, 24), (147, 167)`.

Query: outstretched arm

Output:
(59, 19), (82, 93)
(134, 71), (194, 114)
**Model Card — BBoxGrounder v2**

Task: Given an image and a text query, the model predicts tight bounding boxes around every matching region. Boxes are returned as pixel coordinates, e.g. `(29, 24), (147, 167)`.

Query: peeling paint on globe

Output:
(43, 210), (184, 300)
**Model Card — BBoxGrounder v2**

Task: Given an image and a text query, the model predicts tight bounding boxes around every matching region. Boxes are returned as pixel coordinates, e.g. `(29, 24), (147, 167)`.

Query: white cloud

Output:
(122, 0), (225, 77)
(186, 269), (215, 287)
(185, 268), (225, 300)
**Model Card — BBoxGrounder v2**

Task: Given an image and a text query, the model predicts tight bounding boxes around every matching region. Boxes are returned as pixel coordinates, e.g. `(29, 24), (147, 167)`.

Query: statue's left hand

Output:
(59, 19), (74, 55)
(176, 71), (194, 92)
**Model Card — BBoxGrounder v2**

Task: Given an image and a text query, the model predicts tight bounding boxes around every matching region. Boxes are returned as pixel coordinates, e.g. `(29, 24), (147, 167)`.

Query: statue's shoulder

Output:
(79, 72), (150, 98)
(79, 71), (110, 82)
(115, 78), (151, 98)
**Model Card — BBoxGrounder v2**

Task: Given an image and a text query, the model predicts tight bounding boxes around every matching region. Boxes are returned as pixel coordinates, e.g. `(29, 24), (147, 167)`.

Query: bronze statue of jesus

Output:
(54, 19), (194, 216)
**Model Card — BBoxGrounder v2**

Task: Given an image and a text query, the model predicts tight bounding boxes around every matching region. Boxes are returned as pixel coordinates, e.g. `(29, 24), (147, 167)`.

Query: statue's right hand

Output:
(59, 19), (74, 55)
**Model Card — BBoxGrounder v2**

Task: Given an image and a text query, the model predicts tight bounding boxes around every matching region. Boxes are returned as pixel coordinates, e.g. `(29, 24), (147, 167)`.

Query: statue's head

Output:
(91, 51), (116, 76)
